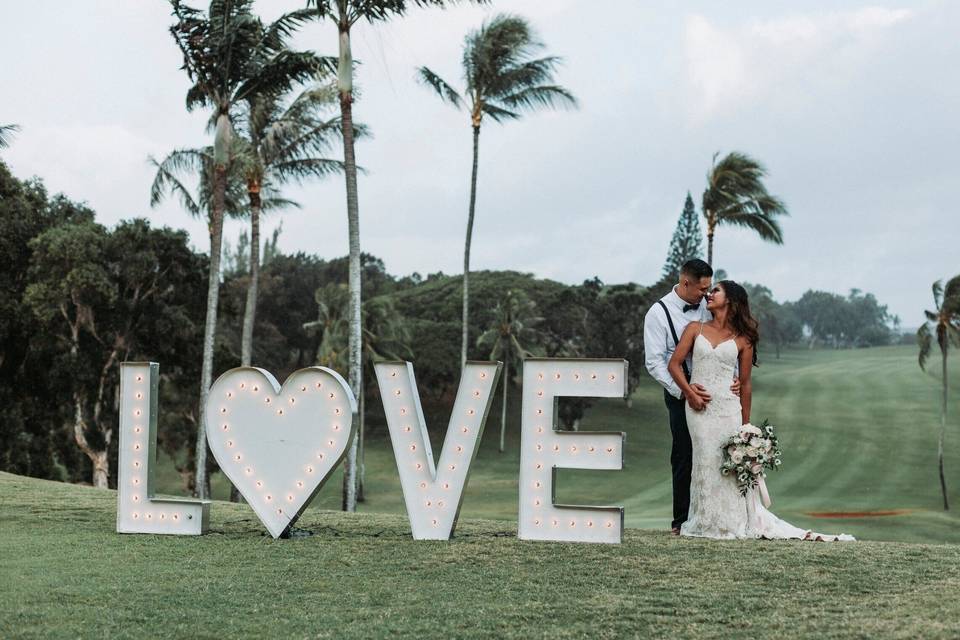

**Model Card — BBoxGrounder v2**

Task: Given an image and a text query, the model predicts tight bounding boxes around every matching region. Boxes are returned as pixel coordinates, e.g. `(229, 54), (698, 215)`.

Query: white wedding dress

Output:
(680, 330), (855, 541)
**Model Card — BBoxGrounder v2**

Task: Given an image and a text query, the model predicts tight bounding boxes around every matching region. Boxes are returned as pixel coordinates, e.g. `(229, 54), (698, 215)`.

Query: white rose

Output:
(745, 446), (758, 457)
(742, 424), (763, 437)
(749, 437), (763, 448)
(731, 451), (744, 464)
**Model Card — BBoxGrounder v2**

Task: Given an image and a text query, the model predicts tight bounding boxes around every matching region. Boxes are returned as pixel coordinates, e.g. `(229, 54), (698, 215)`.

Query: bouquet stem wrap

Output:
(758, 476), (771, 508)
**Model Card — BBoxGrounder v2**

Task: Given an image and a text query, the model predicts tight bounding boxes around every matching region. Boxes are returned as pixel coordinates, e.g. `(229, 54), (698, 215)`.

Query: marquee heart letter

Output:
(205, 366), (357, 538)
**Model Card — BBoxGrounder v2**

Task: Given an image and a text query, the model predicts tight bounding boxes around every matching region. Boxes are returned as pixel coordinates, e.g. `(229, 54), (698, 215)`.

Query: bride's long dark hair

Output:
(719, 280), (759, 366)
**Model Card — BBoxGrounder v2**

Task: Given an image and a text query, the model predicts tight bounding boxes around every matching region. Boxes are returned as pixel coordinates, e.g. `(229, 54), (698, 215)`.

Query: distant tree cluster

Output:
(793, 289), (896, 348)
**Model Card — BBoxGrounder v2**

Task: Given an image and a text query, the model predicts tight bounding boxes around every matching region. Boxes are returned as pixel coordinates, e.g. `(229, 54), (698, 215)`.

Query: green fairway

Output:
(2, 472), (960, 639)
(170, 345), (959, 544)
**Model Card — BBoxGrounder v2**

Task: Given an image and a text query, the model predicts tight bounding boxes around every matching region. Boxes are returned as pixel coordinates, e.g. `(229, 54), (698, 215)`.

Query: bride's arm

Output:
(668, 324), (706, 410)
(738, 341), (754, 424)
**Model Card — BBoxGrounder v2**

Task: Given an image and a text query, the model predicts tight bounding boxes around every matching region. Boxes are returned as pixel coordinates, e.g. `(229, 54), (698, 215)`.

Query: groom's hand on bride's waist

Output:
(686, 384), (712, 411)
(730, 376), (741, 397)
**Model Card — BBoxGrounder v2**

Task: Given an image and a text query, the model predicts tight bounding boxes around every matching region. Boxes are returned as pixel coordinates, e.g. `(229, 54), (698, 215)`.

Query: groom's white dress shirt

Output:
(643, 286), (709, 399)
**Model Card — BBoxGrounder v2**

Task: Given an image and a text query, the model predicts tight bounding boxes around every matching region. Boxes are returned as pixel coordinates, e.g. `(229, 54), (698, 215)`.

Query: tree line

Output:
(0, 158), (906, 496)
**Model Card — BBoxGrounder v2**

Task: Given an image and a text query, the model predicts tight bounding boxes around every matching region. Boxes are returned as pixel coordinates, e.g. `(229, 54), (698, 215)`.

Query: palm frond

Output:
(273, 158), (346, 183)
(148, 150), (206, 216)
(917, 323), (932, 370)
(488, 56), (561, 97)
(0, 124), (21, 149)
(499, 84), (577, 112)
(417, 67), (463, 109)
(931, 279), (944, 309)
(940, 276), (960, 313)
(721, 209), (785, 243)
(480, 102), (521, 122)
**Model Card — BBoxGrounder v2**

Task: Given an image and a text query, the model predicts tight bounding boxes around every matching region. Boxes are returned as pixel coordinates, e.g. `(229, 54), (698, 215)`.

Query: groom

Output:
(643, 259), (738, 535)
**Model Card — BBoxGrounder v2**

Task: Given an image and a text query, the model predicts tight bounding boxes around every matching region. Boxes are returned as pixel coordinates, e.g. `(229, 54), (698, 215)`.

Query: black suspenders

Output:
(657, 300), (691, 381)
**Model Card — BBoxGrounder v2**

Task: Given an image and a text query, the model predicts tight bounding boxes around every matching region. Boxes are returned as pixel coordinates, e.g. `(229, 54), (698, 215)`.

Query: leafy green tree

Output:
(24, 219), (205, 488)
(165, 0), (328, 499)
(918, 275), (960, 511)
(0, 124), (19, 149)
(477, 289), (545, 452)
(662, 192), (703, 280)
(417, 13), (577, 371)
(235, 84), (350, 370)
(794, 290), (847, 349)
(702, 151), (788, 265)
(307, 0), (488, 512)
(0, 165), (91, 481)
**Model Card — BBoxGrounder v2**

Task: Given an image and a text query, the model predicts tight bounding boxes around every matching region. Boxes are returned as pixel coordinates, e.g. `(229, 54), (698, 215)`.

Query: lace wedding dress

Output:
(680, 329), (855, 541)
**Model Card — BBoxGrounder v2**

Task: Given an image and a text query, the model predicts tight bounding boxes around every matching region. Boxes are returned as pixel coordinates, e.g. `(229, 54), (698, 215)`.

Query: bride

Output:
(668, 280), (854, 541)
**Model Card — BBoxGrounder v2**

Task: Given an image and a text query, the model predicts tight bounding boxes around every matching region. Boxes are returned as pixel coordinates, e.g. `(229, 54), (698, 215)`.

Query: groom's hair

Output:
(680, 259), (713, 280)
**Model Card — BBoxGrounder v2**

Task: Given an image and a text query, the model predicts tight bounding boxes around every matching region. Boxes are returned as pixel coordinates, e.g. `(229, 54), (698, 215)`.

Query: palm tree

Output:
(307, 0), (487, 512)
(417, 14), (577, 372)
(305, 289), (411, 501)
(166, 0), (330, 498)
(701, 151), (788, 265)
(0, 124), (20, 149)
(918, 275), (960, 511)
(477, 289), (545, 452)
(235, 84), (351, 369)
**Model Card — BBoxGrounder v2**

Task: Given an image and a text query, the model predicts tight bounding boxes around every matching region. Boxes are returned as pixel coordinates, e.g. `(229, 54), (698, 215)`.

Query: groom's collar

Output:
(668, 285), (702, 311)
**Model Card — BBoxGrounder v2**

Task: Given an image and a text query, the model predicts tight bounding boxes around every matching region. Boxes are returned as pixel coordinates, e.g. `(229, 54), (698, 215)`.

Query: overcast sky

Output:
(3, 1), (957, 326)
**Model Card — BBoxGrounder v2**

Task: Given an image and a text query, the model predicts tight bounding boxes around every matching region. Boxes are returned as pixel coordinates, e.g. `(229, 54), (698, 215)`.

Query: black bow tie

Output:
(683, 303), (700, 313)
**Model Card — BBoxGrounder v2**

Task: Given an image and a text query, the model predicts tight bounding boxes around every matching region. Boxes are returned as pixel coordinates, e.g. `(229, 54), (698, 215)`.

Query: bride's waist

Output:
(690, 376), (738, 400)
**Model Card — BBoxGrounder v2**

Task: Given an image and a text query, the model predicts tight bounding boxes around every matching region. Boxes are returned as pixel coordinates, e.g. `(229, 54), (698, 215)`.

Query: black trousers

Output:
(664, 390), (692, 530)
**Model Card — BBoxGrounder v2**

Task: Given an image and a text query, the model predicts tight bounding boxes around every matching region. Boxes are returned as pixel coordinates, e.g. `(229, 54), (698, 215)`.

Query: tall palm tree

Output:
(418, 14), (577, 371)
(701, 151), (788, 265)
(307, 0), (487, 512)
(166, 0), (330, 498)
(235, 84), (351, 369)
(918, 274), (960, 511)
(0, 124), (20, 149)
(477, 289), (545, 452)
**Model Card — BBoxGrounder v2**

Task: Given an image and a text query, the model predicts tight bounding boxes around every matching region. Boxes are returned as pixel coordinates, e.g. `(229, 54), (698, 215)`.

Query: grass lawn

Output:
(2, 471), (959, 639)
(3, 346), (960, 638)
(160, 345), (960, 544)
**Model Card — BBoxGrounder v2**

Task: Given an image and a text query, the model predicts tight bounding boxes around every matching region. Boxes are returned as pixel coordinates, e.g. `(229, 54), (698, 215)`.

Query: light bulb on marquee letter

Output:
(205, 366), (356, 539)
(116, 362), (210, 535)
(518, 358), (627, 544)
(375, 360), (502, 540)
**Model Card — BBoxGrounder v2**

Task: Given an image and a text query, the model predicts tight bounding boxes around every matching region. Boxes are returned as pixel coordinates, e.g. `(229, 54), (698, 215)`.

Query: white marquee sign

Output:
(375, 360), (501, 540)
(204, 366), (357, 539)
(518, 359), (628, 544)
(116, 362), (209, 535)
(117, 358), (628, 544)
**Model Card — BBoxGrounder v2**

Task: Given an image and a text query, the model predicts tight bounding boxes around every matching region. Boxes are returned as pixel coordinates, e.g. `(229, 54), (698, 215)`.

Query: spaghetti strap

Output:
(698, 321), (704, 336)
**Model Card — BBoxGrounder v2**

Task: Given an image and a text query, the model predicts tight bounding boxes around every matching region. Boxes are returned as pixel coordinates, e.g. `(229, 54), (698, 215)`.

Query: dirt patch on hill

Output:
(806, 509), (913, 518)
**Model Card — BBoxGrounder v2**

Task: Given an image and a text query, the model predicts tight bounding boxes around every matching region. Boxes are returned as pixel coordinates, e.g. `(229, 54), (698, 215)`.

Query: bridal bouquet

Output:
(720, 420), (781, 506)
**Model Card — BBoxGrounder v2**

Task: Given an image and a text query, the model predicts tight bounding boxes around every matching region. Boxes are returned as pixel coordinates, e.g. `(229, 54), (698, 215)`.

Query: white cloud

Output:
(682, 7), (914, 124)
